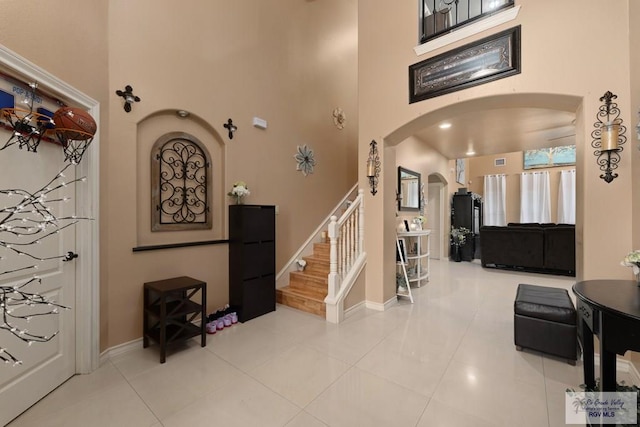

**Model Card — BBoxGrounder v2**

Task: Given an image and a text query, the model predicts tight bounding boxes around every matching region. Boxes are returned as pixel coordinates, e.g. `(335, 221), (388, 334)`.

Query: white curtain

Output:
(483, 174), (506, 226)
(557, 169), (576, 224)
(520, 171), (551, 223)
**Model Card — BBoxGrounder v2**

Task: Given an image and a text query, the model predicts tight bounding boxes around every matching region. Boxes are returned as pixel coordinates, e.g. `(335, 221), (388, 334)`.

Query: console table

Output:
(572, 280), (640, 392)
(143, 276), (207, 363)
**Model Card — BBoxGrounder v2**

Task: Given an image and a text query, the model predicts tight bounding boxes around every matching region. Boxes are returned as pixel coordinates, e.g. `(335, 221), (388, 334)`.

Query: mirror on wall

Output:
(398, 166), (421, 212)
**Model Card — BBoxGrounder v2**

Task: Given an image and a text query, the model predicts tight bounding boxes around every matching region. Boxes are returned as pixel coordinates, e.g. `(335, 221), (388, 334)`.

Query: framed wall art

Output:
(456, 158), (465, 185)
(524, 145), (576, 170)
(409, 25), (521, 103)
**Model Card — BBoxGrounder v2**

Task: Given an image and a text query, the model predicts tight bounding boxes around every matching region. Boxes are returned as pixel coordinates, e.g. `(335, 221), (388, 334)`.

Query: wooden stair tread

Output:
(279, 237), (330, 318)
(303, 254), (330, 263)
(290, 270), (328, 283)
(276, 287), (326, 317)
(277, 286), (326, 302)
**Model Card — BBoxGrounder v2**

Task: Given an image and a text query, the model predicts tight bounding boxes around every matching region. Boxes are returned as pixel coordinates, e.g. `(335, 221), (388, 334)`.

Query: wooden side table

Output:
(143, 276), (206, 363)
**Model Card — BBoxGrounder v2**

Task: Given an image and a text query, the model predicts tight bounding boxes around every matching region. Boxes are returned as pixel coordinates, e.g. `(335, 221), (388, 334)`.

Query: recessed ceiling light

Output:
(466, 150), (476, 156)
(439, 122), (452, 129)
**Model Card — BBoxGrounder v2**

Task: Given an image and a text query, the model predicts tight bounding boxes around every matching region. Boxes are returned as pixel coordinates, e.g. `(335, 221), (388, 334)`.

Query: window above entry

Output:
(419, 0), (515, 44)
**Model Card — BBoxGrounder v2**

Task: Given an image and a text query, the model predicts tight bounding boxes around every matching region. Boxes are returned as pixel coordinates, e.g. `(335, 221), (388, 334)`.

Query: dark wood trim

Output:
(133, 239), (228, 252)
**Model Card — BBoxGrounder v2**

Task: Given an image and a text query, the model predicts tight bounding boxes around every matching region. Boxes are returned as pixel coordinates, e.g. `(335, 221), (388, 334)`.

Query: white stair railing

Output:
(325, 189), (366, 323)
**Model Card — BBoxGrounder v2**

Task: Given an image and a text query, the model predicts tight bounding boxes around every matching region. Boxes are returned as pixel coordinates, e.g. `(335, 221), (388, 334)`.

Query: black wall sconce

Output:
(115, 85), (141, 113)
(223, 118), (237, 139)
(366, 140), (380, 195)
(591, 91), (626, 183)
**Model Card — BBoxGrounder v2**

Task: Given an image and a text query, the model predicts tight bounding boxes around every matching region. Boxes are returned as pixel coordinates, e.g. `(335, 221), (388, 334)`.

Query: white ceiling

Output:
(413, 106), (576, 160)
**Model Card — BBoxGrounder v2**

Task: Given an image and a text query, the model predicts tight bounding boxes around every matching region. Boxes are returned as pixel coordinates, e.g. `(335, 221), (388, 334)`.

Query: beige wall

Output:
(468, 151), (575, 224)
(0, 0), (358, 350)
(344, 269), (366, 310)
(360, 0), (638, 306)
(102, 0), (358, 348)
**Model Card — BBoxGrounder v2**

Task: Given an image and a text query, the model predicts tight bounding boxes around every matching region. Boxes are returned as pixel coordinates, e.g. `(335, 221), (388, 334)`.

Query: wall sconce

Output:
(115, 85), (140, 113)
(332, 107), (346, 130)
(636, 109), (640, 146)
(0, 82), (53, 153)
(591, 91), (626, 183)
(366, 140), (380, 195)
(223, 118), (237, 139)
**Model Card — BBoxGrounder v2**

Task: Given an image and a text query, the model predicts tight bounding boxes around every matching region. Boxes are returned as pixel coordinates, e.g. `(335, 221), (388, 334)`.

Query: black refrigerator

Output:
(451, 191), (483, 260)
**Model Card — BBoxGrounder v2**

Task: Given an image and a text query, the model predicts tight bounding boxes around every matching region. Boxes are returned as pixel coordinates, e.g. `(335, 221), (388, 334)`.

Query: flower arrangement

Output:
(228, 181), (250, 204)
(296, 259), (307, 271)
(451, 227), (471, 246)
(621, 249), (640, 279)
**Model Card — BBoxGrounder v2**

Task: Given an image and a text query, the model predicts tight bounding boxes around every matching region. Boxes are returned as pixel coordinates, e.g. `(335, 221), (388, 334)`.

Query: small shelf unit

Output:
(143, 276), (207, 363)
(397, 230), (431, 301)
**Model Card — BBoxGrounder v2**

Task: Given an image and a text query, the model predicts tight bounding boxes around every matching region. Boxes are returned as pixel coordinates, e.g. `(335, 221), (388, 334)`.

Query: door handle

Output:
(63, 251), (79, 262)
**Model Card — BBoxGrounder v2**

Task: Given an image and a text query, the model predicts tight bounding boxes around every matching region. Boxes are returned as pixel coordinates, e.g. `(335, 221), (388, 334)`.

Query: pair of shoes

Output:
(206, 321), (217, 334)
(206, 306), (238, 333)
(221, 312), (238, 328)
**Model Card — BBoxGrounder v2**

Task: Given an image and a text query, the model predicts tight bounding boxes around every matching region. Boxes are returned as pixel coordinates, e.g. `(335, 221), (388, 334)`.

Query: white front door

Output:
(0, 92), (77, 425)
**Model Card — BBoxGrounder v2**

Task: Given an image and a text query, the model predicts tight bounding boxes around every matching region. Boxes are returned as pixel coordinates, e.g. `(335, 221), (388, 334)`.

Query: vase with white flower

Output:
(228, 181), (250, 205)
(621, 250), (640, 285)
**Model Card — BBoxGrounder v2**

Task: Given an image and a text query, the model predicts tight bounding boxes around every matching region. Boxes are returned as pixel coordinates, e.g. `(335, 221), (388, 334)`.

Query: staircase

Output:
(276, 240), (329, 317)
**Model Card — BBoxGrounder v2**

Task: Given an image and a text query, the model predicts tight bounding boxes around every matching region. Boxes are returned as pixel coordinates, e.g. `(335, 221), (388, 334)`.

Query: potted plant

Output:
(450, 226), (471, 262)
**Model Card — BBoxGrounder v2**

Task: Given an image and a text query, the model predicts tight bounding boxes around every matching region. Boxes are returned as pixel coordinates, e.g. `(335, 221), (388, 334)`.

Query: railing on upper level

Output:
(419, 0), (514, 44)
(325, 189), (366, 323)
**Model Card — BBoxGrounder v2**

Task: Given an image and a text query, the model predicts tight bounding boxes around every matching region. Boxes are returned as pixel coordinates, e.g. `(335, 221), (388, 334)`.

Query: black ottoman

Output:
(514, 283), (578, 365)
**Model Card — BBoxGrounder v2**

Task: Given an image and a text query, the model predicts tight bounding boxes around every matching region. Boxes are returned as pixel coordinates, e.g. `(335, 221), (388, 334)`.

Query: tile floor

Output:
(8, 259), (617, 426)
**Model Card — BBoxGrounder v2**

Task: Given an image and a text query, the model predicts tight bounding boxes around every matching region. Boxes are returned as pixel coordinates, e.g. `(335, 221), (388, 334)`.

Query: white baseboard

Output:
(99, 338), (143, 365)
(365, 296), (398, 312)
(344, 301), (366, 319)
(593, 354), (640, 385)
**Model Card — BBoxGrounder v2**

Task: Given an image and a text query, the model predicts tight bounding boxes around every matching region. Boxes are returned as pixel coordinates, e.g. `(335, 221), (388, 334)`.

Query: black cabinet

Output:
(229, 205), (276, 322)
(451, 192), (483, 260)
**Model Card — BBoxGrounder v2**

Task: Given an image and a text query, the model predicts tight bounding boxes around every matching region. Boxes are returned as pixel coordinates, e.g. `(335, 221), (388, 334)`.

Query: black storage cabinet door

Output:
(229, 205), (276, 322)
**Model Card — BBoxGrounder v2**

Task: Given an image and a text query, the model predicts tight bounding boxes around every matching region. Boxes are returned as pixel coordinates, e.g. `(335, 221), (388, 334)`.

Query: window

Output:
(151, 132), (212, 231)
(419, 0), (514, 44)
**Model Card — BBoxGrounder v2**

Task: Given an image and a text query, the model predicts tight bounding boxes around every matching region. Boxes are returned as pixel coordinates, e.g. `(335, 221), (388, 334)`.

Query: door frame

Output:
(0, 44), (100, 373)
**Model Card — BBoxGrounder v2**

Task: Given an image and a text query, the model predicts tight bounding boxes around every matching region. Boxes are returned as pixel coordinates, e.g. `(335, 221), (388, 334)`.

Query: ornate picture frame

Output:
(456, 159), (465, 185)
(409, 26), (521, 103)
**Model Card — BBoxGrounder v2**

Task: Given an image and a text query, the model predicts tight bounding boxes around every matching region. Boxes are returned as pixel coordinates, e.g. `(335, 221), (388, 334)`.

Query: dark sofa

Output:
(480, 223), (575, 276)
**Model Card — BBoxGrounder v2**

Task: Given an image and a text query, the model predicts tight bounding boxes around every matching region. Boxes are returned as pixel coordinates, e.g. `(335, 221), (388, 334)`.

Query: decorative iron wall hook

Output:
(591, 91), (626, 183)
(223, 118), (237, 139)
(366, 140), (380, 195)
(115, 85), (140, 113)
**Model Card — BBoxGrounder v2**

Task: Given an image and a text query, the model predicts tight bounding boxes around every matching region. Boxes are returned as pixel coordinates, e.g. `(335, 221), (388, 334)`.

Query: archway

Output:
(383, 92), (584, 290)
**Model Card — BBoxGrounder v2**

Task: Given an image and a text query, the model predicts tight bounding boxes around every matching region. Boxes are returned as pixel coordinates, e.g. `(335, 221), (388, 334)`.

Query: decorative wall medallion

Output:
(332, 108), (346, 130)
(294, 144), (316, 176)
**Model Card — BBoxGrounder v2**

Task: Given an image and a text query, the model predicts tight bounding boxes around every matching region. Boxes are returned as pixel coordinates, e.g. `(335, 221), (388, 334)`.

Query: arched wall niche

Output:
(135, 110), (226, 246)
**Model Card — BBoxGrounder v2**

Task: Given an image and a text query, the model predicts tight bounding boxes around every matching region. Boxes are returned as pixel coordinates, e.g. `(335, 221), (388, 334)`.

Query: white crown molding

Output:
(414, 5), (521, 57)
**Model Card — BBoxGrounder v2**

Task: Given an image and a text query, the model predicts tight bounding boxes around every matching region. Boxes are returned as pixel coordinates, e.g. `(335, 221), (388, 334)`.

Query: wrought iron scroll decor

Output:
(409, 25), (521, 103)
(419, 0), (515, 44)
(152, 132), (212, 231)
(367, 140), (380, 196)
(591, 91), (626, 183)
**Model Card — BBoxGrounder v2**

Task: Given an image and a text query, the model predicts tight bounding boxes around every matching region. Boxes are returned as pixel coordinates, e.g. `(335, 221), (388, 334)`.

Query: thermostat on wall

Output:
(252, 117), (268, 129)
